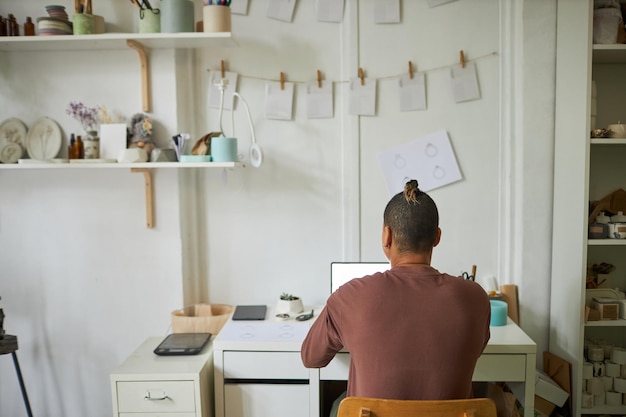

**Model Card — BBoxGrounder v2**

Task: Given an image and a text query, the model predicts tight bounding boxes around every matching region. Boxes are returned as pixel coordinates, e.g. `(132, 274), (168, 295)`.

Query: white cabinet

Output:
(110, 337), (214, 417)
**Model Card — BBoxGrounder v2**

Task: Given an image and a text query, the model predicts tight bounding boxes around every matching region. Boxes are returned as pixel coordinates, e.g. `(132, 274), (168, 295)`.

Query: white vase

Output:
(275, 298), (304, 315)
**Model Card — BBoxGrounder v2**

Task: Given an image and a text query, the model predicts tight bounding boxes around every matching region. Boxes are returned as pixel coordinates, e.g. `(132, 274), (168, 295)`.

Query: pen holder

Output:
(139, 8), (161, 33)
(203, 5), (231, 33)
(73, 13), (95, 35)
(489, 300), (508, 327)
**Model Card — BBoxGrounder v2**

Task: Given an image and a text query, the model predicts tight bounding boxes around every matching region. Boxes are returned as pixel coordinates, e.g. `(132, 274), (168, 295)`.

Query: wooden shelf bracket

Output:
(131, 168), (154, 229)
(126, 39), (151, 113)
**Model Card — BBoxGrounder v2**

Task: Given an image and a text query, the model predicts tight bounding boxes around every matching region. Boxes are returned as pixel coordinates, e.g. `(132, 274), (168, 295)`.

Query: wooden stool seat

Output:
(0, 335), (33, 417)
(338, 397), (497, 417)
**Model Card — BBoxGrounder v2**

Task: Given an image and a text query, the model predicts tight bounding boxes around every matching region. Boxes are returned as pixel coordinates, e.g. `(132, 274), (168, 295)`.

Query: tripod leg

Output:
(11, 352), (33, 417)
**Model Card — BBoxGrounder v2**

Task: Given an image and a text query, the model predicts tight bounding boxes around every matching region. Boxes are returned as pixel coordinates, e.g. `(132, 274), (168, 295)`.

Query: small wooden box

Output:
(593, 298), (619, 320)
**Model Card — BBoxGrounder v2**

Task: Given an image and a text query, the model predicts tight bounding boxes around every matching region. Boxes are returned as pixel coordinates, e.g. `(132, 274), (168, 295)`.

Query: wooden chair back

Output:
(337, 397), (497, 417)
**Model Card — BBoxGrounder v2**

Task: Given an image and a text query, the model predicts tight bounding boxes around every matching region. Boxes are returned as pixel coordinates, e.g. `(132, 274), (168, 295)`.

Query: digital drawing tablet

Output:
(153, 333), (212, 356)
(232, 305), (267, 320)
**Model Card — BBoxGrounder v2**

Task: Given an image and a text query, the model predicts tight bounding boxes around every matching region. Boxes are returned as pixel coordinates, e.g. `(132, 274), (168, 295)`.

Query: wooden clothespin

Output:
(220, 60), (225, 78)
(408, 60), (414, 80)
(459, 50), (466, 68)
(358, 67), (364, 86)
(317, 69), (322, 88)
(279, 72), (285, 90)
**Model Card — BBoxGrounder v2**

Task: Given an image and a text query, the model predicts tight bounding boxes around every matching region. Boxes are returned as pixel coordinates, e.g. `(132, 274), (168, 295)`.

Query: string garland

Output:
(207, 51), (498, 84)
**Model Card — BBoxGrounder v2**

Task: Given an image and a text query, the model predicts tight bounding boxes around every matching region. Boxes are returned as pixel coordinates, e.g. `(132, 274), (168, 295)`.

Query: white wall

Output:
(0, 1), (557, 416)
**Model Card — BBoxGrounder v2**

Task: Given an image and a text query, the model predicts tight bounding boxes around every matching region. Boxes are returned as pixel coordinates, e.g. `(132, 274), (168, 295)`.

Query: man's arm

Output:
(301, 305), (344, 368)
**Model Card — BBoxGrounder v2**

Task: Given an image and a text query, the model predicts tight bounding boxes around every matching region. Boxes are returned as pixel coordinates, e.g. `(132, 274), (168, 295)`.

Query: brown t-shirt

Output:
(301, 265), (491, 400)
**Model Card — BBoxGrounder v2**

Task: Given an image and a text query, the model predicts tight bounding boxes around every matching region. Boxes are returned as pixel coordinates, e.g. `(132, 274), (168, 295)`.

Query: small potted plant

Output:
(276, 293), (304, 315)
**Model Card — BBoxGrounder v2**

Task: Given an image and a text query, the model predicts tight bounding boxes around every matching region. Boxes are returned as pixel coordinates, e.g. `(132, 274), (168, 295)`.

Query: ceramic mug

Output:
(608, 124), (626, 138)
(210, 137), (238, 162)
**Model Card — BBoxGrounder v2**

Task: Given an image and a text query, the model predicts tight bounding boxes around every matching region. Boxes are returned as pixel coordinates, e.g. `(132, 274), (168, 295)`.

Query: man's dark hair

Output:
(383, 179), (439, 253)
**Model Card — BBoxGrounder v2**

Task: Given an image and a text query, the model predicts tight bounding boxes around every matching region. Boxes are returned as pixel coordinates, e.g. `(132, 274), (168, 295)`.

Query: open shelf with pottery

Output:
(0, 32), (235, 52)
(0, 161), (242, 169)
(0, 30), (239, 228)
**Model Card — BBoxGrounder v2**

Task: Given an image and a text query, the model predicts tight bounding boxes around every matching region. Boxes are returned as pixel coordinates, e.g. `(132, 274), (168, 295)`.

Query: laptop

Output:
(330, 262), (390, 294)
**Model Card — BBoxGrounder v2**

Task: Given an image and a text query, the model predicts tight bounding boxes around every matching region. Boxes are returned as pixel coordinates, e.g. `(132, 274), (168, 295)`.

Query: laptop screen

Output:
(330, 262), (390, 294)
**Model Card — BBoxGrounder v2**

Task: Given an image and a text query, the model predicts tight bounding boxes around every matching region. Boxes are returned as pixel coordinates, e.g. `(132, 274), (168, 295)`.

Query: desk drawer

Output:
(116, 380), (195, 413)
(224, 351), (309, 380)
(473, 354), (527, 381)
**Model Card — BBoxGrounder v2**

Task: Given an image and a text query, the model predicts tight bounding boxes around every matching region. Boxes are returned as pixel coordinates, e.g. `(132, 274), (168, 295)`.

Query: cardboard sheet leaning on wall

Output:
(588, 188), (626, 225)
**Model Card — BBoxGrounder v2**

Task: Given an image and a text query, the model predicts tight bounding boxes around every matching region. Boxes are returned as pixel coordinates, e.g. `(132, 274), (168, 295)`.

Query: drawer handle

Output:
(144, 391), (169, 401)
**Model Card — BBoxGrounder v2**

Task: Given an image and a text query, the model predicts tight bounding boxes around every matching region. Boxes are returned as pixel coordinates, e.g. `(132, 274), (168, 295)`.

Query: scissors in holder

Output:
(462, 265), (477, 281)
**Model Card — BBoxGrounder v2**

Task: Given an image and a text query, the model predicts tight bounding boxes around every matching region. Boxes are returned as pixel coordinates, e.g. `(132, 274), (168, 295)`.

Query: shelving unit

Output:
(0, 31), (239, 228)
(0, 161), (242, 169)
(552, 3), (626, 415)
(0, 32), (235, 51)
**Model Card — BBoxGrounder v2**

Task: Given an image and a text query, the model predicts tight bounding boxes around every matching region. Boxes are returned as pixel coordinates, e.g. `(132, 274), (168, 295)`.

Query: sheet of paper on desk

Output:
(219, 320), (311, 342)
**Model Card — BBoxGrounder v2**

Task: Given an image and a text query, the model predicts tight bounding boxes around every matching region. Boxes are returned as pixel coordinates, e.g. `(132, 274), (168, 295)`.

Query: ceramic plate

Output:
(26, 117), (62, 160)
(0, 117), (28, 152)
(0, 143), (23, 164)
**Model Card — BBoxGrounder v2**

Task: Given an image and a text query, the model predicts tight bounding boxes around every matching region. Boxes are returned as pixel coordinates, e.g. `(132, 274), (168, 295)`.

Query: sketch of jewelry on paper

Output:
(377, 130), (462, 195)
(433, 165), (446, 179)
(425, 143), (438, 157)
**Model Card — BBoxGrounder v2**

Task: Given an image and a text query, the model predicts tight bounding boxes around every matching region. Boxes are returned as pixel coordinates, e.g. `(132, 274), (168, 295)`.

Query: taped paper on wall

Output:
(377, 130), (462, 195)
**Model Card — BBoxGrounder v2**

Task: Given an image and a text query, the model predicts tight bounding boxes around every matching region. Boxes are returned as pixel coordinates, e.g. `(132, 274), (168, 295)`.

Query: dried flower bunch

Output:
(66, 101), (100, 132)
(99, 105), (125, 124)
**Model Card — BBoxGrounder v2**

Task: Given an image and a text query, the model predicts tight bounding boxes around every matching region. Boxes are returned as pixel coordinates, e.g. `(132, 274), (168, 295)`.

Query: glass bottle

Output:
(74, 135), (84, 159)
(24, 17), (34, 36)
(68, 134), (76, 159)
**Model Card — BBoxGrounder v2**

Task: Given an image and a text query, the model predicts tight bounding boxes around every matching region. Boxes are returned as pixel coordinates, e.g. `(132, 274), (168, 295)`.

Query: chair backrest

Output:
(337, 397), (497, 417)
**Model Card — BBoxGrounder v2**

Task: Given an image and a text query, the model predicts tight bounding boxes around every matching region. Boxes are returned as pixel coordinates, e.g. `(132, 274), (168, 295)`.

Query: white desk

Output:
(213, 307), (536, 417)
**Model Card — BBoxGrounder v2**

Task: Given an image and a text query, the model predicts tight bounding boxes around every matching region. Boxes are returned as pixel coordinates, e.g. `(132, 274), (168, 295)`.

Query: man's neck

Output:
(389, 251), (432, 268)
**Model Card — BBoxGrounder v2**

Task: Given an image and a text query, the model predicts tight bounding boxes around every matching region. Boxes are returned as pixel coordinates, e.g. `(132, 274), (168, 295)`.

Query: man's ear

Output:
(433, 227), (442, 247)
(382, 225), (392, 248)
